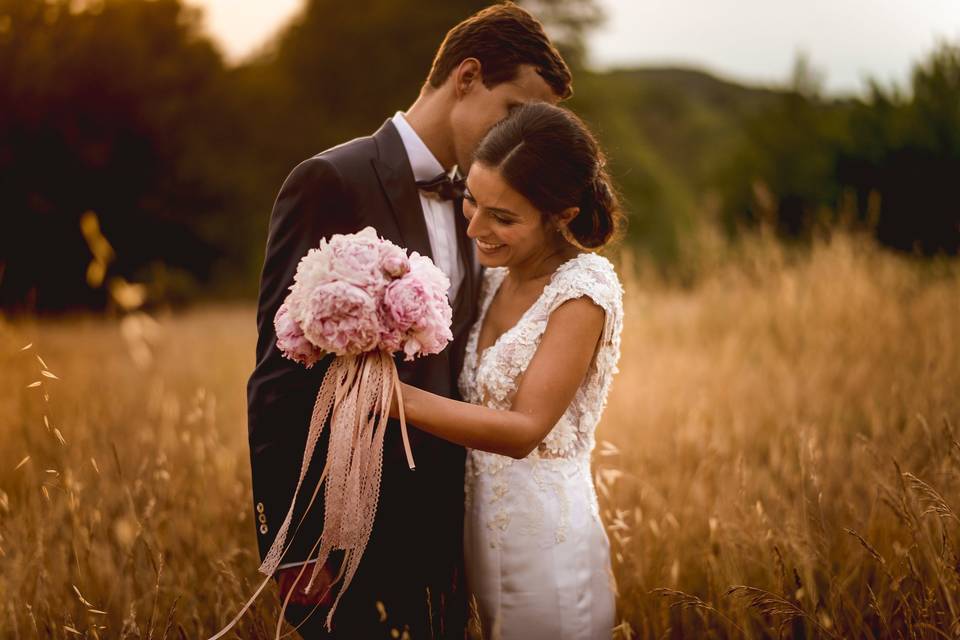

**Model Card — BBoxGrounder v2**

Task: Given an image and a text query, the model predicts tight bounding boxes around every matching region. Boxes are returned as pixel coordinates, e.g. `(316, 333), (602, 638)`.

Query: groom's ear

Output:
(453, 58), (483, 99)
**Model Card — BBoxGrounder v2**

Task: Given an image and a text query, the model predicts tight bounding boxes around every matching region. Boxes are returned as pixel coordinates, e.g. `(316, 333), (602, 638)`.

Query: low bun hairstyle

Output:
(473, 102), (624, 249)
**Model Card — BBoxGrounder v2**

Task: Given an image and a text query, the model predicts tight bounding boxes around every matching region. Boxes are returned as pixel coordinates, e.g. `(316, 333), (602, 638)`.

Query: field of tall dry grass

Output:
(1, 229), (958, 639)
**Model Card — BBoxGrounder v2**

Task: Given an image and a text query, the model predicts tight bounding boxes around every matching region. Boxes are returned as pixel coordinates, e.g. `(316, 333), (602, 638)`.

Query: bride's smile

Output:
(475, 238), (504, 252)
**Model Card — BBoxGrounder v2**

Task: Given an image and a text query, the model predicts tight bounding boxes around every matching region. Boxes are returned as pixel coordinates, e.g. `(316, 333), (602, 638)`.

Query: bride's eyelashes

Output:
(464, 194), (515, 226)
(480, 209), (515, 226)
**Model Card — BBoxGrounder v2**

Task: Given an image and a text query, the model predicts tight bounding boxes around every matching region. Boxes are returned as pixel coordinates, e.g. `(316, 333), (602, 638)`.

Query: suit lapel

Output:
(451, 197), (476, 323)
(371, 119), (434, 261)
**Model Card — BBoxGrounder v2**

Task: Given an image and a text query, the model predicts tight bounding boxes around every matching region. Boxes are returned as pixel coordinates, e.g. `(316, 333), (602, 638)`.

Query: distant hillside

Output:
(569, 66), (803, 262)
(602, 67), (785, 186)
(615, 67), (782, 109)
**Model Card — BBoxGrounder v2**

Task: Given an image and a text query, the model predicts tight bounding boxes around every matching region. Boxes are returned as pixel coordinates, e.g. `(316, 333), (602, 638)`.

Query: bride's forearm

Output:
(394, 298), (605, 460)
(398, 383), (541, 459)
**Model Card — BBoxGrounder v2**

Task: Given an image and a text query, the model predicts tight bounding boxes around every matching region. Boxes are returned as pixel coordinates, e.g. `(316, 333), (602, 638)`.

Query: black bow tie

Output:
(416, 169), (466, 201)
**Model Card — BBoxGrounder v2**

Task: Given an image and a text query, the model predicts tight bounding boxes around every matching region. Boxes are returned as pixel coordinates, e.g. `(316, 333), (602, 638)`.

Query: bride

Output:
(391, 102), (625, 640)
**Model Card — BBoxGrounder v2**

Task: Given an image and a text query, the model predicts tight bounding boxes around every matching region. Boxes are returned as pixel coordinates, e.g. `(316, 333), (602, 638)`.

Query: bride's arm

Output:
(393, 297), (605, 459)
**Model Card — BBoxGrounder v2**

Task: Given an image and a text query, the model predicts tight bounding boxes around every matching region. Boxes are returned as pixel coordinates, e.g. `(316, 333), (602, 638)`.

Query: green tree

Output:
(0, 0), (239, 310)
(838, 42), (960, 253)
(521, 0), (603, 68)
(714, 43), (960, 255)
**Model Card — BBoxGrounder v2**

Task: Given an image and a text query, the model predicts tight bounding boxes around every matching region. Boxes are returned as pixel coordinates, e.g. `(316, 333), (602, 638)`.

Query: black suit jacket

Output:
(246, 119), (478, 637)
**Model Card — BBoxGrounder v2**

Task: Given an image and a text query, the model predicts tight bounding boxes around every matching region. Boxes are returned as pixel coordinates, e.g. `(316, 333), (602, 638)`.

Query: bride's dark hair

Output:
(472, 102), (624, 249)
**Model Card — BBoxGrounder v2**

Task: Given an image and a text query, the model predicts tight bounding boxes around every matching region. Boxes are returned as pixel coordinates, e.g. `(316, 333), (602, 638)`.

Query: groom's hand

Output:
(276, 561), (337, 606)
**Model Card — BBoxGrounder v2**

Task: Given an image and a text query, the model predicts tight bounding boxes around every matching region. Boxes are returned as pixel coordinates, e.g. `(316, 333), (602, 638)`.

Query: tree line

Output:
(0, 0), (956, 311)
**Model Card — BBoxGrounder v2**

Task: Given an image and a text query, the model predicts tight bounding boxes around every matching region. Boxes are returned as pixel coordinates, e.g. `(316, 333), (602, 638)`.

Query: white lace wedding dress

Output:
(458, 252), (623, 640)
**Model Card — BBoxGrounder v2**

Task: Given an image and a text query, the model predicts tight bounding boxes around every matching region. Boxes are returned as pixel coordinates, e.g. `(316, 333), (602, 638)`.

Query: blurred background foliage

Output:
(1, 0), (958, 312)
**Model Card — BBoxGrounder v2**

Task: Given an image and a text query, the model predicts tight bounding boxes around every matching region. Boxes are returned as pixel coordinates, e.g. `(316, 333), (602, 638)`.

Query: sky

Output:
(189, 0), (960, 95)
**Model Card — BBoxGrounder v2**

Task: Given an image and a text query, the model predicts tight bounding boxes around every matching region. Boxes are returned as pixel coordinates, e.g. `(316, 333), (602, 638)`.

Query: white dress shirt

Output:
(391, 111), (464, 302)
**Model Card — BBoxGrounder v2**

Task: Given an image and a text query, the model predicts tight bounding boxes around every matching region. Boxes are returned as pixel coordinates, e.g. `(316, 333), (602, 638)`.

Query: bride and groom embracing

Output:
(246, 4), (625, 639)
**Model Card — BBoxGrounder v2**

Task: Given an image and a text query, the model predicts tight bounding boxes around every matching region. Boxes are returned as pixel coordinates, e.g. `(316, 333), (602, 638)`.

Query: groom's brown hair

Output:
(426, 2), (573, 100)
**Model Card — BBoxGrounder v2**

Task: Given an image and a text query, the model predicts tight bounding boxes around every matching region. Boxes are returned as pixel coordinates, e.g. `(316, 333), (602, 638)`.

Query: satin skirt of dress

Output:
(463, 453), (616, 640)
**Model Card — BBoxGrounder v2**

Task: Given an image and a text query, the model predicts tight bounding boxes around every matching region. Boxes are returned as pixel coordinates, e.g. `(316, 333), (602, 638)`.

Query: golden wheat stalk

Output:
(652, 588), (746, 635)
(902, 472), (960, 523)
(725, 585), (839, 639)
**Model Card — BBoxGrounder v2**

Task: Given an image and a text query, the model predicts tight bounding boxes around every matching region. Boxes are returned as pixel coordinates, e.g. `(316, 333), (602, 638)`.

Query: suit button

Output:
(256, 502), (265, 514)
(258, 513), (267, 524)
(259, 524), (269, 535)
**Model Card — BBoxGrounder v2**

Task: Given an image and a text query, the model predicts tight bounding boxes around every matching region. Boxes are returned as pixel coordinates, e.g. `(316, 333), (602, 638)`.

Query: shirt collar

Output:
(391, 111), (447, 183)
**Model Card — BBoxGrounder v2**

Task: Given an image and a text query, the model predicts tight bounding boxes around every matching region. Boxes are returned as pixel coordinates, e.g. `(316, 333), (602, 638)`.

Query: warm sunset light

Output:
(1, 1), (958, 638)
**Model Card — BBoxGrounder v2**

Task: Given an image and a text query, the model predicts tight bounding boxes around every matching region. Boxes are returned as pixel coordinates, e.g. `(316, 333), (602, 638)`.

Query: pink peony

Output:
(408, 299), (453, 359)
(379, 264), (453, 361)
(408, 252), (451, 294)
(276, 227), (453, 364)
(292, 227), (387, 298)
(378, 242), (410, 279)
(297, 281), (381, 356)
(379, 277), (429, 356)
(274, 300), (324, 368)
(383, 277), (430, 331)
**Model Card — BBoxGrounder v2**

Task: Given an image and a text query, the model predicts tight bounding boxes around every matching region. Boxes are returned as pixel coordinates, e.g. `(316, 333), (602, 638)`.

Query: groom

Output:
(246, 3), (572, 639)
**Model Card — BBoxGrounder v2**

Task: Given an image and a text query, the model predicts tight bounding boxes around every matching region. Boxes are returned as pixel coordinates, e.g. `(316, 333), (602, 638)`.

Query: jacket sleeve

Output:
(246, 156), (362, 565)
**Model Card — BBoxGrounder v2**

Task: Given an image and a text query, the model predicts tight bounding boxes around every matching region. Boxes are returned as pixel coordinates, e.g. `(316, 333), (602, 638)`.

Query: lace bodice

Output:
(459, 252), (623, 458)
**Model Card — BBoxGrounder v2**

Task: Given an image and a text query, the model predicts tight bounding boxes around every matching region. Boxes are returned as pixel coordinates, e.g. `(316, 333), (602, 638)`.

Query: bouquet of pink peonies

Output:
(211, 227), (453, 639)
(275, 225), (453, 366)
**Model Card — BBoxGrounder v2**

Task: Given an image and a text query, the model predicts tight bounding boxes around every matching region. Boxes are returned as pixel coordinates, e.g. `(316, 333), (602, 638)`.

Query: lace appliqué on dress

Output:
(458, 253), (625, 549)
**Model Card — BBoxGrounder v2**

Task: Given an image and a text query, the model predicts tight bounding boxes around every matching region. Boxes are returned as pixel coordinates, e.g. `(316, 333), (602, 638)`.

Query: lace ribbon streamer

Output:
(208, 351), (414, 639)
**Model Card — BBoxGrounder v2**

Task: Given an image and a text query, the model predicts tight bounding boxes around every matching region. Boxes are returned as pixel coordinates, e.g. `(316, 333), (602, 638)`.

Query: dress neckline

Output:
(472, 252), (589, 365)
